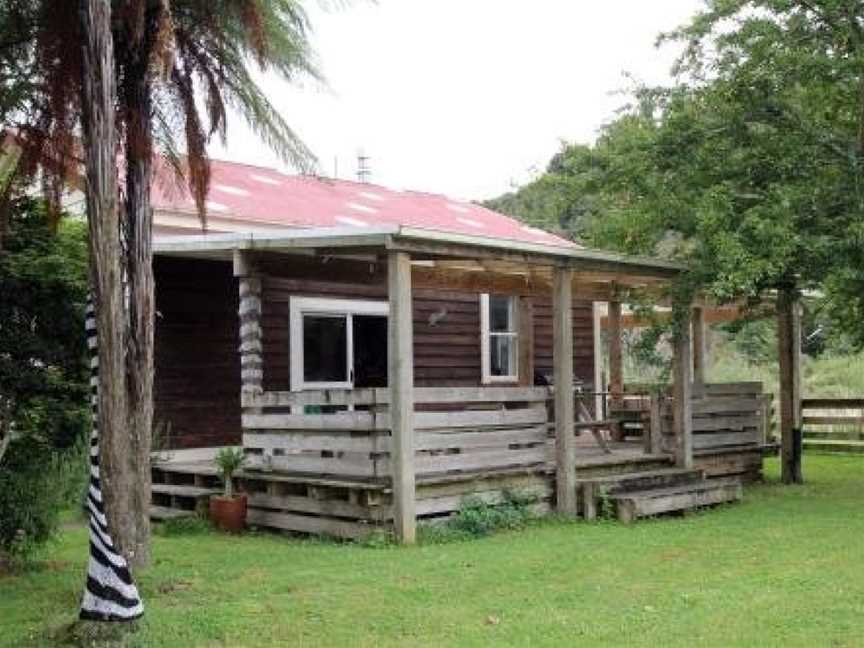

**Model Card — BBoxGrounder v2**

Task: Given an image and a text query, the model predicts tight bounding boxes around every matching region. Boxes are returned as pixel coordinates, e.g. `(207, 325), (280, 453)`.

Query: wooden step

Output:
(150, 505), (196, 522)
(579, 468), (704, 520)
(611, 479), (742, 523)
(579, 467), (703, 493)
(151, 484), (220, 499)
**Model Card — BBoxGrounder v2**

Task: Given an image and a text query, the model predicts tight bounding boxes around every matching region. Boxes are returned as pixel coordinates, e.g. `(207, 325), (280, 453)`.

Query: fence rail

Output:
(802, 398), (864, 453)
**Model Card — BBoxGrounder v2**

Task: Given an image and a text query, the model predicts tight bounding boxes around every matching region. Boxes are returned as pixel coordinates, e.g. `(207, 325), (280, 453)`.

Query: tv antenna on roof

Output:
(356, 149), (371, 184)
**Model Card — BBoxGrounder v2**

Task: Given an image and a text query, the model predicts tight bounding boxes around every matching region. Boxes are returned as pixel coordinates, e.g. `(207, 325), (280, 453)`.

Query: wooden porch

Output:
(152, 381), (772, 538)
(152, 227), (782, 541)
(152, 439), (671, 538)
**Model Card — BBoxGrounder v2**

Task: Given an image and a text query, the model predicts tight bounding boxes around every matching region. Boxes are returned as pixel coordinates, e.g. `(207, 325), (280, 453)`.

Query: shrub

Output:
(0, 437), (87, 563)
(0, 199), (89, 563)
(446, 489), (539, 539)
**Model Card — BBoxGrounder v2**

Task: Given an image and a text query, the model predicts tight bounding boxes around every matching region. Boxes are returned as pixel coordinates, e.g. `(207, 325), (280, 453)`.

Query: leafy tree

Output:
(0, 196), (89, 562)
(489, 1), (864, 334)
(488, 1), (864, 484)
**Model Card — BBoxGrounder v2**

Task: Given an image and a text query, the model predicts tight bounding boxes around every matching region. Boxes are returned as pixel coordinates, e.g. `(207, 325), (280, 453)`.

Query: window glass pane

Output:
(303, 315), (347, 383)
(490, 335), (516, 377)
(489, 295), (514, 332)
(353, 315), (388, 388)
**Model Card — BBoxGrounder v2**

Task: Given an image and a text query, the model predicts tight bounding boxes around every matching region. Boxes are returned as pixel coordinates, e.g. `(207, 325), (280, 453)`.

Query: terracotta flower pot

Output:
(209, 493), (247, 533)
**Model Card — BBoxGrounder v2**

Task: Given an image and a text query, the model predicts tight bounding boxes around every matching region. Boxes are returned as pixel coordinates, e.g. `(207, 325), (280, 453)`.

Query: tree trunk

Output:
(79, 0), (141, 567)
(121, 47), (155, 569)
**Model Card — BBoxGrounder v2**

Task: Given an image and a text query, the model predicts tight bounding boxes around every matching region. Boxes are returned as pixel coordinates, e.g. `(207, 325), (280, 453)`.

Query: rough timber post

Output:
(777, 288), (803, 484)
(517, 297), (535, 386)
(388, 251), (416, 543)
(553, 267), (576, 515)
(608, 300), (623, 407)
(672, 308), (694, 469)
(692, 306), (707, 394)
(235, 251), (263, 402)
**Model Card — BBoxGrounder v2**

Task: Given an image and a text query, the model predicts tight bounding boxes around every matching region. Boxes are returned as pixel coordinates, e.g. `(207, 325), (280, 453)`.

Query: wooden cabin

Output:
(148, 163), (776, 541)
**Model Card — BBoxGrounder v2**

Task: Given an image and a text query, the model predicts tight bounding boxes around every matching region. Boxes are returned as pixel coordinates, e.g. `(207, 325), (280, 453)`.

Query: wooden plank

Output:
(389, 251), (416, 544)
(704, 382), (763, 396)
(242, 412), (383, 431)
(518, 296), (535, 386)
(663, 397), (763, 416)
(649, 394), (663, 455)
(624, 382), (763, 397)
(693, 431), (760, 449)
(243, 386), (551, 409)
(247, 508), (382, 539)
(803, 416), (864, 426)
(672, 311), (694, 469)
(415, 471), (549, 495)
(242, 431), (379, 454)
(150, 505), (195, 521)
(247, 492), (384, 521)
(151, 484), (218, 498)
(690, 415), (761, 432)
(245, 426), (547, 455)
(616, 482), (741, 521)
(414, 446), (548, 475)
(415, 426), (547, 451)
(244, 388), (383, 409)
(802, 398), (864, 409)
(414, 408), (546, 430)
(608, 300), (623, 406)
(245, 453), (378, 478)
(553, 267), (576, 514)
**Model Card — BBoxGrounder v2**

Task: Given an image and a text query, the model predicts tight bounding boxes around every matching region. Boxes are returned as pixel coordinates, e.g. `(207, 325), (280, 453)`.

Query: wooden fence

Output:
(802, 398), (864, 453)
(242, 386), (551, 480)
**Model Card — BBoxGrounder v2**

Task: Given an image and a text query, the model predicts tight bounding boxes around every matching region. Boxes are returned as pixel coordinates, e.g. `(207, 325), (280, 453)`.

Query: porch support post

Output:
(517, 297), (535, 386)
(672, 308), (694, 469)
(777, 288), (803, 484)
(388, 251), (416, 543)
(608, 300), (623, 406)
(553, 266), (576, 515)
(692, 306), (707, 394)
(235, 251), (263, 402)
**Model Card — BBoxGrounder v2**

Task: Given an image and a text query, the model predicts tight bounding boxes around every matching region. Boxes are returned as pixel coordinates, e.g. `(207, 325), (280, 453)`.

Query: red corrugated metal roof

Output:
(151, 159), (575, 248)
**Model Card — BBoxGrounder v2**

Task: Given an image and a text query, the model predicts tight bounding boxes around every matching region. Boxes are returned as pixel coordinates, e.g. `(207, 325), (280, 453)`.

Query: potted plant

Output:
(209, 447), (247, 533)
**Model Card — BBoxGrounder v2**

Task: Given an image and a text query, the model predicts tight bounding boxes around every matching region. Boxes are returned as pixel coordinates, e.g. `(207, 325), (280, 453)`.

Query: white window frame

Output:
(480, 293), (519, 384)
(290, 296), (389, 392)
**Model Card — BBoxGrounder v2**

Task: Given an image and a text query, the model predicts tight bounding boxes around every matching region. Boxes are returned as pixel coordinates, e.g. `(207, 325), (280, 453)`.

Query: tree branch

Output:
(0, 429), (12, 466)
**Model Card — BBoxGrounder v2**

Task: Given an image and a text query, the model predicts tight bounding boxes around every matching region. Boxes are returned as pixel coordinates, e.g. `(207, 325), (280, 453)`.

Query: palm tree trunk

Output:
(122, 52), (155, 570)
(79, 0), (140, 567)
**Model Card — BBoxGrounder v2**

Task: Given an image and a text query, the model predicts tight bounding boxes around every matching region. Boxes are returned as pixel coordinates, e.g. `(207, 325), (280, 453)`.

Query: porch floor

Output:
(153, 440), (670, 489)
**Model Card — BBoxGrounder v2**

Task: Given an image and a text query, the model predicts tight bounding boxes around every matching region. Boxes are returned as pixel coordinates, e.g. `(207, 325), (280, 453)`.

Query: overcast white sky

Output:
(212, 0), (704, 201)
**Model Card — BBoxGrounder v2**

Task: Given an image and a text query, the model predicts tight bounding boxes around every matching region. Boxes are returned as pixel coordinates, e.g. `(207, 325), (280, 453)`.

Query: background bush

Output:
(0, 197), (88, 562)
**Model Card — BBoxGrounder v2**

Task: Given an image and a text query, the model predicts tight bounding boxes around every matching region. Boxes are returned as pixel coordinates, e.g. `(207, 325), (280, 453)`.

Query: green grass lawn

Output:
(3, 455), (864, 647)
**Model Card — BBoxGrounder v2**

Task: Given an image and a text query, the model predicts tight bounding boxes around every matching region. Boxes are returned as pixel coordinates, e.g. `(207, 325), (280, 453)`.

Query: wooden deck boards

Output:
(154, 442), (663, 484)
(152, 440), (761, 539)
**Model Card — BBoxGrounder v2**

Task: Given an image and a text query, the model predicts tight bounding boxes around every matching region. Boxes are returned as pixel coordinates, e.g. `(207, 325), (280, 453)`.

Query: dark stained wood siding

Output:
(153, 261), (596, 448)
(154, 257), (240, 448)
(261, 276), (594, 390)
(533, 299), (596, 387)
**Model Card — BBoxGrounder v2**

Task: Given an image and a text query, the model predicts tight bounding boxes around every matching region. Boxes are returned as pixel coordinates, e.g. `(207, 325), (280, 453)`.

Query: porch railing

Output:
(241, 386), (551, 480)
